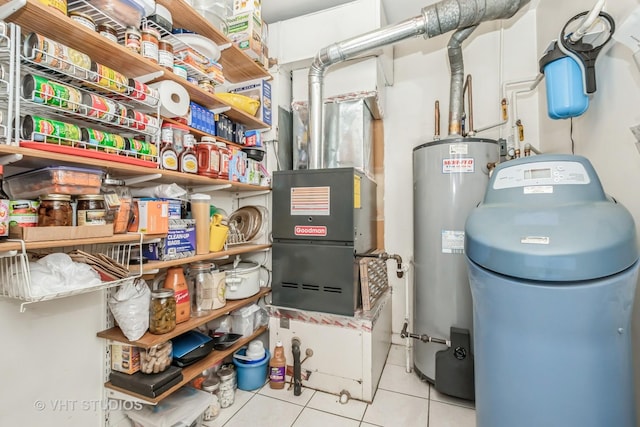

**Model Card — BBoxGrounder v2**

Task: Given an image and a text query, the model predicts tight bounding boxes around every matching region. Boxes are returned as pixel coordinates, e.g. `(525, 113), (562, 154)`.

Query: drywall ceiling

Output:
(261, 0), (434, 25)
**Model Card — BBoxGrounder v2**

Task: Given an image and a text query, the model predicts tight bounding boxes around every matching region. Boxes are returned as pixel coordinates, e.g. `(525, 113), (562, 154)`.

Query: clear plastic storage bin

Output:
(5, 166), (104, 199)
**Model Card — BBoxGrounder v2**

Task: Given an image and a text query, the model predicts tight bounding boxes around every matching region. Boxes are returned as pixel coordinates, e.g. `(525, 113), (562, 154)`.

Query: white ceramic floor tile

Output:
(377, 363), (429, 398)
(362, 389), (428, 427)
(307, 390), (368, 421)
(203, 389), (256, 427)
(360, 423), (381, 427)
(292, 408), (360, 427)
(428, 400), (476, 427)
(386, 344), (409, 367)
(223, 394), (303, 427)
(258, 383), (315, 406)
(429, 385), (475, 409)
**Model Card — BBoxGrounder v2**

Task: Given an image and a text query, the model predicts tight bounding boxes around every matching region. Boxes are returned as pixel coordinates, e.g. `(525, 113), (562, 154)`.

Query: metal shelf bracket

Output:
(134, 70), (165, 84)
(0, 0), (26, 21)
(191, 184), (232, 193)
(235, 190), (271, 199)
(0, 153), (23, 166)
(210, 106), (231, 115)
(122, 173), (163, 186)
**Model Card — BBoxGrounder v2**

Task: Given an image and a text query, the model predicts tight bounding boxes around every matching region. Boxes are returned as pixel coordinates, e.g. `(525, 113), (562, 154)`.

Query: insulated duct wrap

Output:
(308, 0), (530, 168)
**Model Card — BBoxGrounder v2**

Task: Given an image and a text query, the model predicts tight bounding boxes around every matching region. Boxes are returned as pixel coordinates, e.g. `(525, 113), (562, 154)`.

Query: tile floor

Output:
(208, 344), (476, 427)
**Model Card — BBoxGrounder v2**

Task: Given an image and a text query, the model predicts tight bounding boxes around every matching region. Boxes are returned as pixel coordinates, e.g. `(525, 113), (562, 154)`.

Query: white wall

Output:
(535, 1), (640, 423)
(384, 8), (540, 342)
(0, 294), (106, 426)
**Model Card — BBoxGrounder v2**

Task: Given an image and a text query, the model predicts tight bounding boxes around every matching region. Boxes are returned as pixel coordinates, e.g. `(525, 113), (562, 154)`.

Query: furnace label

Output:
(442, 158), (475, 173)
(294, 225), (327, 236)
(290, 186), (330, 216)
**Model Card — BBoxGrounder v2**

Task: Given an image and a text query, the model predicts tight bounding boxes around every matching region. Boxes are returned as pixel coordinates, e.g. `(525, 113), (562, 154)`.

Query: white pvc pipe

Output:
(403, 262), (412, 374)
(569, 0), (606, 43)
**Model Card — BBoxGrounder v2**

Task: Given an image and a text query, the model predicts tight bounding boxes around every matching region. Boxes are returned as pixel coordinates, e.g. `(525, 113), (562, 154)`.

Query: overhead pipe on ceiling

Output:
(308, 0), (531, 169)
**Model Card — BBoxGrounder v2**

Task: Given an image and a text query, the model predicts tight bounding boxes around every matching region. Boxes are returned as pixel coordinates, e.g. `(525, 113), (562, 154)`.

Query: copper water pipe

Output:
(434, 100), (441, 140)
(463, 74), (474, 136)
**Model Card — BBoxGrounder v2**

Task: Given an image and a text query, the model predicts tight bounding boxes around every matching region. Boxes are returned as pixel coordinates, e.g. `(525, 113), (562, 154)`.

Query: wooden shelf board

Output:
(104, 325), (268, 404)
(0, 145), (270, 192)
(138, 244), (271, 273)
(0, 232), (164, 252)
(97, 287), (271, 348)
(156, 0), (270, 83)
(1, 0), (270, 129)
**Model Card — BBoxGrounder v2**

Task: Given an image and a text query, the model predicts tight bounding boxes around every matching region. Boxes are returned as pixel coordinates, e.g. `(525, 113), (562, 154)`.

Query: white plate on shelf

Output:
(172, 33), (221, 62)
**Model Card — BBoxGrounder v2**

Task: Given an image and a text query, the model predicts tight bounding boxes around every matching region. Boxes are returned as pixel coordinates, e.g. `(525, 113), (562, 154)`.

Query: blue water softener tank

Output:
(540, 42), (589, 119)
(465, 154), (638, 427)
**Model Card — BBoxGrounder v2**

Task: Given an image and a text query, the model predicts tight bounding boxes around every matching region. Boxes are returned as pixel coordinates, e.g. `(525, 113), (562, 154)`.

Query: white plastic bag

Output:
(108, 278), (150, 341)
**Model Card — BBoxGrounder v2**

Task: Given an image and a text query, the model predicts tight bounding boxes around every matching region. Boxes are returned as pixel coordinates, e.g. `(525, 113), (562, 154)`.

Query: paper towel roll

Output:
(149, 80), (190, 117)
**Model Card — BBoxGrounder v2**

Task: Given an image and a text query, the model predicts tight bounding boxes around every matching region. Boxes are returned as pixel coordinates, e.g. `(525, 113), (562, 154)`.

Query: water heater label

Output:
(442, 230), (465, 254)
(290, 186), (330, 216)
(294, 225), (327, 236)
(442, 158), (474, 173)
(449, 143), (468, 155)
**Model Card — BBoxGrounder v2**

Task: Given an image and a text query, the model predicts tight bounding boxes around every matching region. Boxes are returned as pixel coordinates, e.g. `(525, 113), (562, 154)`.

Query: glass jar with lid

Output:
(76, 194), (106, 226)
(38, 194), (72, 226)
(149, 288), (176, 334)
(201, 375), (221, 421)
(189, 261), (215, 317)
(217, 365), (236, 408)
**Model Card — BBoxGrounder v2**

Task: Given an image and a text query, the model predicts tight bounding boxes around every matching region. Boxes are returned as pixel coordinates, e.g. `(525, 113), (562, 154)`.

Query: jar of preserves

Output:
(196, 137), (220, 178)
(149, 288), (176, 334)
(217, 365), (236, 408)
(141, 28), (160, 63)
(97, 23), (118, 44)
(202, 376), (221, 421)
(125, 26), (141, 54)
(38, 194), (72, 226)
(69, 11), (96, 31)
(158, 39), (174, 71)
(76, 194), (106, 226)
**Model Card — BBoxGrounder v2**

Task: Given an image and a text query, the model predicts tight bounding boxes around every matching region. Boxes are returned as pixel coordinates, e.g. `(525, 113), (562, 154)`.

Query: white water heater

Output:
(412, 137), (498, 400)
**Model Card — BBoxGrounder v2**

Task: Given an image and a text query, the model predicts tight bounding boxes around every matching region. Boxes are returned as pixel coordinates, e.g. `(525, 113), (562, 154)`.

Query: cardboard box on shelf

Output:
(232, 0), (261, 18)
(142, 219), (196, 261)
(227, 12), (262, 61)
(9, 224), (114, 241)
(111, 344), (140, 375)
(128, 199), (169, 234)
(228, 79), (271, 126)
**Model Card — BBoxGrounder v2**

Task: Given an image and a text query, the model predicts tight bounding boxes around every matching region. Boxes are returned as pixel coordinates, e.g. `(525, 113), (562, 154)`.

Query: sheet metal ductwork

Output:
(308, 0), (531, 169)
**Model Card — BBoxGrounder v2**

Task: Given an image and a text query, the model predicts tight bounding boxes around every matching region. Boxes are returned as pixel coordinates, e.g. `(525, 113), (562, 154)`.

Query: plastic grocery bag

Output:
(108, 278), (150, 341)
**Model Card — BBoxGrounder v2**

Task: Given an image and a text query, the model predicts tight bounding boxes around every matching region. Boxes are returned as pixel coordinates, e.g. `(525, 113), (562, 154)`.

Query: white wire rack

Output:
(0, 22), (17, 145)
(0, 236), (143, 312)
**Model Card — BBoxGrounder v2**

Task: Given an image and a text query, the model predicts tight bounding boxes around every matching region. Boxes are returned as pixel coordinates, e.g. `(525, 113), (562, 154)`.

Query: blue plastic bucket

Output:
(233, 348), (271, 390)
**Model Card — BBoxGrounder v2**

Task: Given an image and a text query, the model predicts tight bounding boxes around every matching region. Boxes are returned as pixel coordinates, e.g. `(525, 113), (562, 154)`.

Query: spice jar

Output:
(38, 194), (72, 226)
(141, 28), (160, 63)
(158, 39), (174, 71)
(149, 288), (176, 334)
(196, 137), (220, 178)
(97, 23), (118, 44)
(217, 365), (236, 408)
(76, 194), (106, 226)
(125, 26), (141, 54)
(202, 376), (221, 421)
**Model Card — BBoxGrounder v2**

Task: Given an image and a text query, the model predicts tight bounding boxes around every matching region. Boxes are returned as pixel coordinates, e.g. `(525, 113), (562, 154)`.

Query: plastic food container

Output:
(86, 0), (147, 27)
(140, 341), (173, 374)
(5, 166), (104, 199)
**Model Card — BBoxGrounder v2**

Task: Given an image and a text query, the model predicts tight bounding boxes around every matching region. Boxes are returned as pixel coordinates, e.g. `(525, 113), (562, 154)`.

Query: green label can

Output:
(22, 74), (81, 111)
(21, 115), (81, 144)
